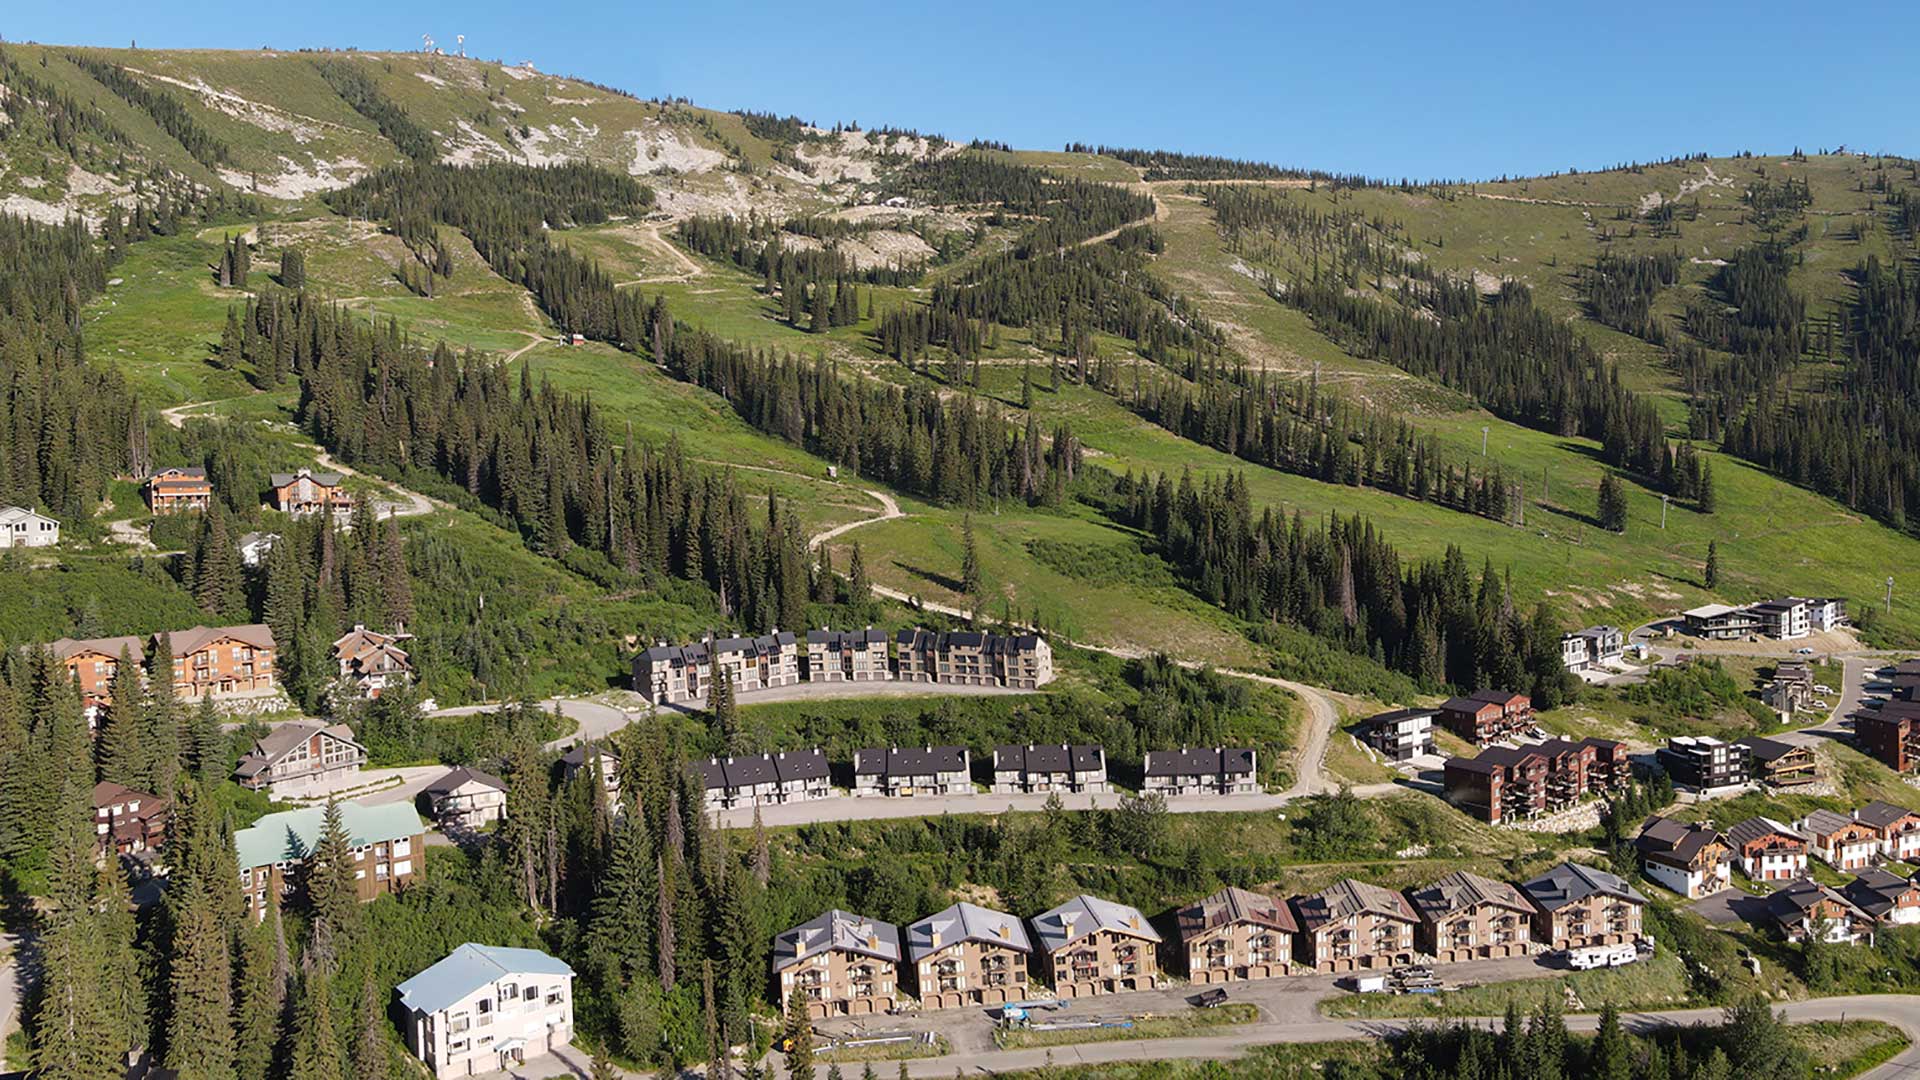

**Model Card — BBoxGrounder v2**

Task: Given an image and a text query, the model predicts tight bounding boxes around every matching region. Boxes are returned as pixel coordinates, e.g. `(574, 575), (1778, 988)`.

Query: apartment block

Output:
(395, 944), (575, 1078)
(1352, 708), (1436, 763)
(1405, 871), (1537, 963)
(1656, 735), (1751, 793)
(1436, 689), (1533, 745)
(145, 467), (212, 514)
(905, 902), (1031, 1008)
(1855, 800), (1920, 863)
(805, 628), (891, 682)
(1290, 879), (1419, 973)
(1518, 862), (1647, 951)
(170, 623), (278, 701)
(772, 909), (901, 1019)
(234, 801), (424, 920)
(1177, 886), (1296, 983)
(1031, 894), (1160, 998)
(631, 641), (711, 705)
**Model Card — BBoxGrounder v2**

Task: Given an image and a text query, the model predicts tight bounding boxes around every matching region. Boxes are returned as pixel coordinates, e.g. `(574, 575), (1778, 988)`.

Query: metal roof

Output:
(395, 944), (574, 1015)
(1405, 871), (1534, 923)
(1518, 861), (1647, 912)
(232, 801), (423, 869)
(906, 902), (1031, 960)
(1031, 894), (1160, 952)
(772, 909), (901, 970)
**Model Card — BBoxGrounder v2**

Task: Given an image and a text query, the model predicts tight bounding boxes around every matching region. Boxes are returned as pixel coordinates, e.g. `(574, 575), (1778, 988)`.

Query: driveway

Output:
(1689, 887), (1772, 928)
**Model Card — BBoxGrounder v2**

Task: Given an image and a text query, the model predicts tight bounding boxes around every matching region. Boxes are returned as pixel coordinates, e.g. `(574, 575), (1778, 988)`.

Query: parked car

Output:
(1350, 975), (1389, 993)
(1795, 647), (1816, 655)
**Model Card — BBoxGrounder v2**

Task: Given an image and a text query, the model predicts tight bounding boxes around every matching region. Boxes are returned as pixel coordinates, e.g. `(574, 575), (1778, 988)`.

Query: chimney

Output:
(868, 933), (879, 949)
(930, 928), (941, 947)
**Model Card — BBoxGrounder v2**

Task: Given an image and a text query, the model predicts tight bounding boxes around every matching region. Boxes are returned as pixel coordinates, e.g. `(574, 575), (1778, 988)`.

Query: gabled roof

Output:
(906, 902), (1031, 959)
(1176, 886), (1297, 941)
(232, 800), (423, 869)
(269, 470), (345, 488)
(0, 506), (56, 525)
(1143, 747), (1255, 777)
(853, 746), (968, 777)
(1518, 861), (1647, 912)
(1406, 871), (1535, 923)
(1355, 707), (1437, 731)
(1767, 877), (1864, 923)
(91, 780), (163, 809)
(171, 623), (275, 655)
(1468, 688), (1528, 707)
(1728, 816), (1804, 849)
(1439, 695), (1501, 715)
(425, 766), (506, 796)
(396, 944), (574, 1015)
(1735, 735), (1807, 764)
(1801, 808), (1868, 839)
(1854, 800), (1920, 831)
(772, 909), (901, 970)
(560, 742), (618, 769)
(1292, 879), (1418, 930)
(1841, 868), (1920, 918)
(773, 749), (828, 782)
(1634, 816), (1727, 864)
(48, 634), (146, 664)
(1031, 894), (1160, 952)
(234, 721), (363, 779)
(994, 744), (1103, 774)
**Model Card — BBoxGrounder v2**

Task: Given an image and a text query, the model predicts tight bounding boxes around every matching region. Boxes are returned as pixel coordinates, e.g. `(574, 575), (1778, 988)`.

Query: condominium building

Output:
(1797, 809), (1881, 871)
(772, 909), (901, 1019)
(234, 801), (424, 919)
(233, 721), (367, 798)
(1031, 894), (1160, 998)
(1351, 708), (1435, 763)
(1404, 871), (1538, 963)
(1634, 816), (1732, 899)
(1727, 817), (1808, 882)
(695, 750), (830, 811)
(905, 902), (1031, 1009)
(1436, 689), (1533, 745)
(1290, 879), (1419, 973)
(395, 944), (575, 1078)
(804, 628), (891, 682)
(1518, 862), (1647, 951)
(1177, 887), (1296, 983)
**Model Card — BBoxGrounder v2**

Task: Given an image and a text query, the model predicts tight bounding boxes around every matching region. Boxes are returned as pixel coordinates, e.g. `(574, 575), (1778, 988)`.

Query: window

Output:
(523, 985), (539, 1002)
(394, 859), (412, 876)
(393, 837), (412, 857)
(546, 989), (563, 1006)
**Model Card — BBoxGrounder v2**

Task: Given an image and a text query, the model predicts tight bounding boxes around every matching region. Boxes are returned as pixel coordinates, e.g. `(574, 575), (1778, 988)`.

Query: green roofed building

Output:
(233, 799), (425, 920)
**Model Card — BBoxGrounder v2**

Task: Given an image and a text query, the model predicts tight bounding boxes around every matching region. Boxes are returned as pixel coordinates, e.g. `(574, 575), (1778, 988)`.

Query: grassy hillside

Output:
(13, 42), (1920, 675)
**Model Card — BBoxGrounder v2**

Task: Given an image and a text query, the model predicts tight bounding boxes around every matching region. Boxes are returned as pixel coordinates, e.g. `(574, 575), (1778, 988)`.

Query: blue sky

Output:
(8, 0), (1912, 179)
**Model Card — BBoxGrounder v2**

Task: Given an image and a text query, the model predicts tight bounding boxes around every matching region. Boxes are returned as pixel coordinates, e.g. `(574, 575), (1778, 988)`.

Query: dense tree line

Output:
(0, 213), (146, 523)
(1280, 273), (1680, 491)
(0, 47), (135, 159)
(65, 52), (230, 168)
(1066, 143), (1387, 187)
(1582, 249), (1681, 343)
(673, 214), (887, 330)
(312, 57), (438, 161)
(886, 153), (1154, 250)
(1128, 367), (1526, 524)
(1726, 252), (1920, 531)
(1119, 468), (1577, 702)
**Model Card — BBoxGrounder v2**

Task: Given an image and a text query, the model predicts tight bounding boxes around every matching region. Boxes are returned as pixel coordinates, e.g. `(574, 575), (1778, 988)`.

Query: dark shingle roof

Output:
(1519, 861), (1647, 912)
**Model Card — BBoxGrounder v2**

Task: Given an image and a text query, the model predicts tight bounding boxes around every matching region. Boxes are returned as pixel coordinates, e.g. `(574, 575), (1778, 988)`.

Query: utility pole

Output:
(1481, 426), (1489, 456)
(1661, 494), (1670, 529)
(1542, 466), (1549, 502)
(1888, 576), (1896, 614)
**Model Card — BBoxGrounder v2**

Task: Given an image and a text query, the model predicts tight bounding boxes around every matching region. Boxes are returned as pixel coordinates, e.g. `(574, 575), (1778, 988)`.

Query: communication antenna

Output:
(422, 33), (435, 53)
(457, 34), (466, 57)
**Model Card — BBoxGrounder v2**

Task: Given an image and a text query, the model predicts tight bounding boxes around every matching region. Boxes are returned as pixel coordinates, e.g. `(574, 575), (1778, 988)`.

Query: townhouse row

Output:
(772, 860), (1647, 1019)
(1854, 660), (1920, 773)
(631, 627), (1054, 704)
(579, 742), (1260, 811)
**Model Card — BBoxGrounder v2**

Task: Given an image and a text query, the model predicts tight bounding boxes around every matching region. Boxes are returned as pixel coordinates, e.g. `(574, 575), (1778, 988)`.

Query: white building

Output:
(395, 943), (576, 1078)
(424, 766), (508, 829)
(0, 507), (59, 548)
(1751, 598), (1810, 640)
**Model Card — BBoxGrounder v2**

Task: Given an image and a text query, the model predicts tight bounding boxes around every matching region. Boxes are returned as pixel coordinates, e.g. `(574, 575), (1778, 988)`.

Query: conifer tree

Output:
(710, 674), (741, 755)
(1697, 458), (1717, 513)
(187, 696), (224, 781)
(847, 541), (871, 607)
(143, 633), (181, 799)
(960, 514), (982, 612)
(305, 800), (359, 937)
(234, 906), (287, 1080)
(1589, 1001), (1630, 1080)
(1705, 539), (1721, 589)
(193, 510), (244, 618)
(783, 987), (813, 1080)
(96, 646), (146, 786)
(279, 246), (306, 290)
(31, 904), (118, 1080)
(1597, 471), (1629, 533)
(165, 879), (236, 1080)
(380, 518), (414, 629)
(288, 962), (343, 1080)
(350, 965), (387, 1080)
(96, 861), (147, 1060)
(588, 811), (654, 991)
